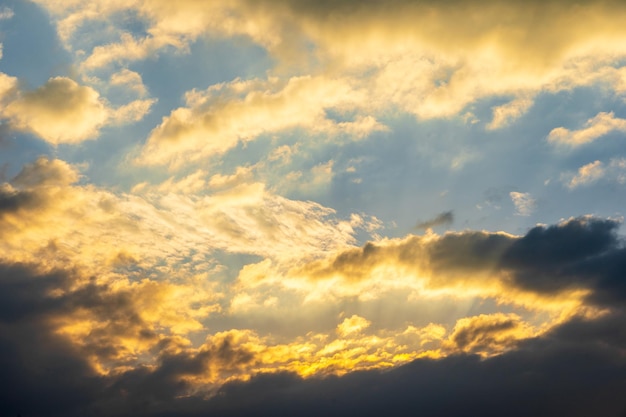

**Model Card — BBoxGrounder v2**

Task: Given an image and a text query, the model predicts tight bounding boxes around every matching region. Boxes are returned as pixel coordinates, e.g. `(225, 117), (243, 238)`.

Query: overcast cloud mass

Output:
(0, 1), (625, 416)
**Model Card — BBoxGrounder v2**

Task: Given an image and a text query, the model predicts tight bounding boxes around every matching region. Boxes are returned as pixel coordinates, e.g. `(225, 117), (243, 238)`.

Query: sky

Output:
(1, 1), (626, 416)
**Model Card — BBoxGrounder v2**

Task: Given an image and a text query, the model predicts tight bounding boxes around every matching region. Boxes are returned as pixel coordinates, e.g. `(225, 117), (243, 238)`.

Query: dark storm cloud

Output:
(0, 262), (259, 417)
(426, 216), (626, 306)
(198, 321), (626, 417)
(0, 264), (103, 417)
(97, 336), (256, 416)
(500, 218), (626, 304)
(502, 217), (618, 272)
(18, 311), (622, 417)
(302, 216), (626, 307)
(424, 230), (513, 273)
(414, 210), (454, 230)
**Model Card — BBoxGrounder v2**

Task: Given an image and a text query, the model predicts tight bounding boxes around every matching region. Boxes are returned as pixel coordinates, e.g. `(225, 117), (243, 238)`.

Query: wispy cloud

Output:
(509, 192), (536, 216)
(414, 211), (454, 230)
(0, 7), (14, 20)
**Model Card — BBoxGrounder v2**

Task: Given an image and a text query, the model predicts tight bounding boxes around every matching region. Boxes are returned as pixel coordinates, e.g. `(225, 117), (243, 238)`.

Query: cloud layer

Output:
(2, 1), (626, 416)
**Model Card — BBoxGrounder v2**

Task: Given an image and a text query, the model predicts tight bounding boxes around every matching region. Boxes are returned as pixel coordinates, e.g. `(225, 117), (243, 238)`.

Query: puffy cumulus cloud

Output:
(204, 318), (449, 379)
(0, 72), (19, 101)
(509, 191), (536, 216)
(1, 77), (108, 144)
(33, 1), (626, 132)
(548, 111), (626, 147)
(0, 263), (219, 373)
(0, 76), (154, 144)
(136, 76), (383, 167)
(38, 0), (626, 70)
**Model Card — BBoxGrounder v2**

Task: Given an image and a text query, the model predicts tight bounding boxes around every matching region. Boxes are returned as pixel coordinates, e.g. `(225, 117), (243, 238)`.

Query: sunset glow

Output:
(1, 1), (626, 416)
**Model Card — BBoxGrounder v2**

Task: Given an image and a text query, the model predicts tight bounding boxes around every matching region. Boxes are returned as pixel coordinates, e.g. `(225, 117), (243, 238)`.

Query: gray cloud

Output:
(303, 216), (626, 308)
(414, 210), (454, 230)
(0, 262), (257, 417)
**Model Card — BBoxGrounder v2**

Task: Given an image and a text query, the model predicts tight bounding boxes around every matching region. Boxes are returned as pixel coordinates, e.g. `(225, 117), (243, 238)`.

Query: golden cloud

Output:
(0, 76), (154, 144)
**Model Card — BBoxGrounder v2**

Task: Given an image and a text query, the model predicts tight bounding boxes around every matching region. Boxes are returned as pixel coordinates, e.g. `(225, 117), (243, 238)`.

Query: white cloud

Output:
(487, 96), (534, 130)
(563, 158), (626, 188)
(0, 7), (14, 20)
(610, 158), (626, 184)
(547, 112), (626, 147)
(111, 98), (157, 124)
(509, 192), (536, 216)
(566, 160), (605, 189)
(110, 69), (148, 97)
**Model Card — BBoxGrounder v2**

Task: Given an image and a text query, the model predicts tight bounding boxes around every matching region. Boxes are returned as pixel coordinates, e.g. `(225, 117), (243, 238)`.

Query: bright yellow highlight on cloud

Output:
(0, 74), (155, 144)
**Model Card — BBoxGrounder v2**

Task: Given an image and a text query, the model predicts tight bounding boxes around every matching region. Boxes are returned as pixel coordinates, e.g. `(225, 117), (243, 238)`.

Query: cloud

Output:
(3, 256), (626, 417)
(197, 314), (626, 417)
(0, 157), (379, 279)
(32, 0), (626, 167)
(0, 7), (14, 20)
(509, 191), (536, 216)
(0, 76), (154, 144)
(487, 96), (534, 130)
(0, 261), (252, 415)
(566, 160), (605, 188)
(1, 77), (109, 144)
(250, 216), (626, 316)
(2, 172), (626, 416)
(447, 313), (534, 356)
(414, 211), (454, 230)
(82, 32), (185, 70)
(110, 69), (149, 97)
(563, 158), (626, 188)
(336, 315), (371, 338)
(548, 111), (626, 147)
(135, 76), (381, 167)
(4, 2), (626, 415)
(611, 157), (626, 183)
